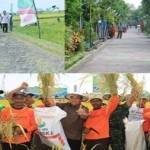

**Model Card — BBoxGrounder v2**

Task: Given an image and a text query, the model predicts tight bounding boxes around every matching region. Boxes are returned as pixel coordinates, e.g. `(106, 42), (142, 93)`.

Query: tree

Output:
(65, 0), (82, 30)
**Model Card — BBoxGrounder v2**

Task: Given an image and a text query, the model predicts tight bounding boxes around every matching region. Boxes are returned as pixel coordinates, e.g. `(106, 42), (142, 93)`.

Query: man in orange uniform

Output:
(84, 94), (119, 150)
(143, 108), (150, 150)
(0, 92), (37, 150)
(142, 98), (150, 150)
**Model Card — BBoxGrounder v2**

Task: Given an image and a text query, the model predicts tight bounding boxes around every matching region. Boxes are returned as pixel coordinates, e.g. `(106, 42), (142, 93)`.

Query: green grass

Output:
(12, 12), (65, 56)
(13, 12), (64, 20)
(11, 33), (64, 57)
(65, 51), (85, 70)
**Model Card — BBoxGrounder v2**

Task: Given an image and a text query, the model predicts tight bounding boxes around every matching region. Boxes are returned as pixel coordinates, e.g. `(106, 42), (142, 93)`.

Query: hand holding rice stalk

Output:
(0, 109), (28, 147)
(100, 73), (119, 95)
(126, 73), (143, 103)
(0, 117), (15, 148)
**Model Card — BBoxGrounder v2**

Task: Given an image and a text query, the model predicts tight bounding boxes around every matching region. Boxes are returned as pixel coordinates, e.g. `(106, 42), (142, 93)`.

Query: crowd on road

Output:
(0, 82), (150, 150)
(0, 10), (13, 33)
(99, 19), (145, 43)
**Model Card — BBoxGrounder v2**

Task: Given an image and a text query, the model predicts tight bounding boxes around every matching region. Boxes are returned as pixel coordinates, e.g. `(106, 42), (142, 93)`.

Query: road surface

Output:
(70, 28), (150, 73)
(0, 32), (64, 73)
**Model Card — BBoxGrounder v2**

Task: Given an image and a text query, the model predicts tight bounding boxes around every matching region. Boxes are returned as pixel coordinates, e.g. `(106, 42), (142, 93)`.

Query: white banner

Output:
(18, 0), (37, 27)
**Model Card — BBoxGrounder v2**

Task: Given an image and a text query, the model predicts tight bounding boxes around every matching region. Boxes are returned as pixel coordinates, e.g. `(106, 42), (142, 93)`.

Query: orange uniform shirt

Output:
(84, 96), (119, 140)
(143, 108), (150, 132)
(0, 107), (37, 144)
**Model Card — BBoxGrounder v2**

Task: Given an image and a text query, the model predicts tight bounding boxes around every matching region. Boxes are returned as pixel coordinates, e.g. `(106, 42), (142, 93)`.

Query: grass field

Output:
(12, 12), (65, 56)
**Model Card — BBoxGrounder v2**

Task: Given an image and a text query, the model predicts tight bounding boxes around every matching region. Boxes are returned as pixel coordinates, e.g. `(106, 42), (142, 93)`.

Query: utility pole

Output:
(89, 0), (92, 48)
(79, 0), (82, 29)
(33, 0), (41, 39)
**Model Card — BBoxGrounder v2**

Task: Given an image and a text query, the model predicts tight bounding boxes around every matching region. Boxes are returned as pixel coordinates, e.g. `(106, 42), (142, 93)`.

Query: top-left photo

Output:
(0, 0), (64, 73)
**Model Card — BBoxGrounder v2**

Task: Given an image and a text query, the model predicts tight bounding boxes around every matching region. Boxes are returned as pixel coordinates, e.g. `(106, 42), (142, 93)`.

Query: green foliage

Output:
(65, 0), (82, 30)
(142, 0), (150, 34)
(131, 0), (150, 34)
(13, 12), (65, 46)
(142, 0), (150, 15)
(65, 0), (130, 68)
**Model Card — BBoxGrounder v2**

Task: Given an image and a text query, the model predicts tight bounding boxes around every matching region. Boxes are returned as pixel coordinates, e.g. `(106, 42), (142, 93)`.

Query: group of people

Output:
(0, 10), (13, 33)
(108, 24), (128, 39)
(0, 82), (150, 150)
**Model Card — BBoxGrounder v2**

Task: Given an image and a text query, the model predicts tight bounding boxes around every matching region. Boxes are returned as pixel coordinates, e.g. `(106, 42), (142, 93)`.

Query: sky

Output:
(0, 0), (141, 13)
(124, 0), (142, 8)
(0, 0), (64, 13)
(0, 74), (93, 93)
(0, 74), (150, 94)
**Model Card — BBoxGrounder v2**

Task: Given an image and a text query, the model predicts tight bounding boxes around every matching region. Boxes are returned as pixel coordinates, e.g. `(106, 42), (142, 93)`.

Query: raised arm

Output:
(6, 82), (28, 100)
(105, 95), (120, 115)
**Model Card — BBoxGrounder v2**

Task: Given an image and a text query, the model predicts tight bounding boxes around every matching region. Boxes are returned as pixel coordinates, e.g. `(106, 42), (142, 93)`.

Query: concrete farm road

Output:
(70, 28), (150, 73)
(0, 32), (64, 73)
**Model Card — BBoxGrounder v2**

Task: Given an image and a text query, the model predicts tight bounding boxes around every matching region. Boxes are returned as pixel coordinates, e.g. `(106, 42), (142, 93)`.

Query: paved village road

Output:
(70, 28), (150, 73)
(0, 32), (64, 73)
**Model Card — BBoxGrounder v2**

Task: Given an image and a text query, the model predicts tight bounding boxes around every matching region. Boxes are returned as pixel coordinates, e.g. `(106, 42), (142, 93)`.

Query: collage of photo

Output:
(0, 0), (150, 150)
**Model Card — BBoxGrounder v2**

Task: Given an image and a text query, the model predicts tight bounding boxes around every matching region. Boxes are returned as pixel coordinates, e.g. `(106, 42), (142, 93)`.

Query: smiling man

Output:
(83, 94), (119, 150)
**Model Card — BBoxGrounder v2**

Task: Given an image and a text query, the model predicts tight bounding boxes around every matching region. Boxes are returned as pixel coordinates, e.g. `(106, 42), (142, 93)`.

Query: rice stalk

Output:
(38, 73), (55, 99)
(15, 124), (28, 140)
(52, 145), (55, 150)
(0, 108), (28, 148)
(57, 144), (62, 150)
(81, 143), (86, 150)
(99, 73), (119, 95)
(126, 73), (144, 102)
(91, 144), (101, 150)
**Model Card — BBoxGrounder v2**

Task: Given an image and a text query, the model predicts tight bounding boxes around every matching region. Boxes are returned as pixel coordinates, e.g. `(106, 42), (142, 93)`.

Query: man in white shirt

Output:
(2, 10), (9, 33)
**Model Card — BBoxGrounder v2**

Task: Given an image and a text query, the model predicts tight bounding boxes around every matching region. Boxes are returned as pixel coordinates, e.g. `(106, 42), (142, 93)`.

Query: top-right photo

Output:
(65, 0), (150, 73)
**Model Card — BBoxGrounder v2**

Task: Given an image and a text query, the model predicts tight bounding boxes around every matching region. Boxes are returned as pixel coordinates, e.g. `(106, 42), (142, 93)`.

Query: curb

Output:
(67, 39), (113, 72)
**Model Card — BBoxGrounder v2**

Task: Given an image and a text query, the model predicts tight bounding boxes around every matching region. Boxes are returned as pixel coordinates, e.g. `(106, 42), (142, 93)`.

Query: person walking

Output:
(117, 24), (123, 39)
(0, 13), (2, 29)
(1, 10), (9, 33)
(108, 24), (115, 39)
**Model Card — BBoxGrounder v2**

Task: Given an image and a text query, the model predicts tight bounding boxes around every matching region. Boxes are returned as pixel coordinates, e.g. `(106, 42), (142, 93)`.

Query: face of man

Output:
(69, 95), (82, 106)
(42, 98), (55, 107)
(11, 95), (26, 109)
(90, 98), (103, 110)
(140, 98), (147, 108)
(25, 95), (34, 107)
(3, 11), (6, 15)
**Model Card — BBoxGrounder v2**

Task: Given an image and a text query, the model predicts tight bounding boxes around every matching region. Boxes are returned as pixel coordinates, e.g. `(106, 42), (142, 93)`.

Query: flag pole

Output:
(32, 0), (41, 39)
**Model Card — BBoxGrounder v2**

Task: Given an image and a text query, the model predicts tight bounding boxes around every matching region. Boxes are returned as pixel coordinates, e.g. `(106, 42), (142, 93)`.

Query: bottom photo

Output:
(0, 73), (149, 150)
